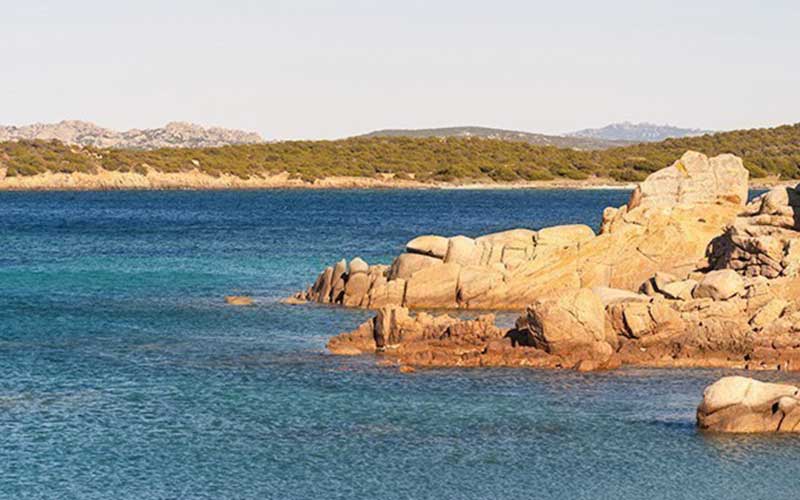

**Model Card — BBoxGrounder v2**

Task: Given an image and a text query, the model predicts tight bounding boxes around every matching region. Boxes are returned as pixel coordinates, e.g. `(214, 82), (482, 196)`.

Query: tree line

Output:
(2, 123), (799, 182)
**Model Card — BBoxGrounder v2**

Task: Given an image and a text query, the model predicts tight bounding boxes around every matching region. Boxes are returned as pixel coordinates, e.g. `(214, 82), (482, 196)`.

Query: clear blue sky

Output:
(2, 0), (798, 139)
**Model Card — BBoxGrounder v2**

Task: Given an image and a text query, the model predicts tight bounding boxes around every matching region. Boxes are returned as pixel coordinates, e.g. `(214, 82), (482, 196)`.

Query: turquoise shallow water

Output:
(1, 189), (799, 499)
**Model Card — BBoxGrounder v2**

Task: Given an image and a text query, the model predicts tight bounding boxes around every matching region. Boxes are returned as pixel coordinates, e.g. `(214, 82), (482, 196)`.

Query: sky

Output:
(1, 0), (798, 140)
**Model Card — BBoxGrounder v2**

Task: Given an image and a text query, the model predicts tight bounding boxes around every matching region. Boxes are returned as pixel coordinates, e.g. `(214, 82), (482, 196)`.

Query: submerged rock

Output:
(225, 295), (253, 306)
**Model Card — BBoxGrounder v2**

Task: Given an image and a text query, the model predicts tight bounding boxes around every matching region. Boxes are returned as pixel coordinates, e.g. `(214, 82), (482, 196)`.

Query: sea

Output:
(2, 189), (799, 499)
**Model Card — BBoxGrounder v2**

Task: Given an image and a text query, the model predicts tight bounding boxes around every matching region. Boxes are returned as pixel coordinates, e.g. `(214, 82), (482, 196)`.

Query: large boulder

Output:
(760, 184), (800, 215)
(631, 151), (749, 209)
(444, 236), (481, 266)
(659, 279), (697, 301)
(310, 266), (334, 302)
(693, 269), (744, 301)
(342, 272), (370, 307)
(406, 235), (450, 258)
(329, 259), (348, 302)
(388, 253), (442, 280)
(750, 298), (789, 329)
(521, 288), (609, 355)
(697, 376), (800, 433)
(348, 257), (369, 275)
(404, 263), (460, 308)
(367, 278), (406, 308)
(606, 299), (685, 340)
(373, 306), (418, 348)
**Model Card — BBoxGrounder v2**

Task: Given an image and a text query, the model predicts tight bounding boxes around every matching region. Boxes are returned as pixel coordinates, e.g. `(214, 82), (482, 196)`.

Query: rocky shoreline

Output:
(285, 150), (800, 431)
(292, 151), (800, 371)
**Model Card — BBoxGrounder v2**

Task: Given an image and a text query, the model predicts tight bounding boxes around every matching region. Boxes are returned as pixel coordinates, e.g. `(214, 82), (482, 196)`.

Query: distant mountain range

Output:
(1, 120), (714, 151)
(567, 122), (714, 142)
(358, 126), (632, 150)
(0, 120), (263, 149)
(359, 123), (714, 149)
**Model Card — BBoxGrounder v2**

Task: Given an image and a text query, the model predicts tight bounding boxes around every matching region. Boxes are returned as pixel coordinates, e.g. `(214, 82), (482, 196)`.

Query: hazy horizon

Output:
(3, 0), (798, 140)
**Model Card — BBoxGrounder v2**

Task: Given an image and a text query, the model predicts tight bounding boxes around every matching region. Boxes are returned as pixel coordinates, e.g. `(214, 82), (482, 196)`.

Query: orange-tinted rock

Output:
(444, 236), (481, 266)
(342, 272), (370, 307)
(291, 153), (746, 310)
(404, 263), (460, 309)
(406, 235), (450, 258)
(389, 253), (442, 280)
(697, 376), (800, 433)
(367, 279), (406, 308)
(633, 151), (749, 209)
(225, 295), (253, 306)
(693, 270), (744, 301)
(521, 288), (609, 355)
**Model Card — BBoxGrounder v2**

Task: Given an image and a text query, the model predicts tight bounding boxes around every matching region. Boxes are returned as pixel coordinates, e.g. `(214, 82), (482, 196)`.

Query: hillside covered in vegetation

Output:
(358, 126), (629, 150)
(2, 123), (799, 183)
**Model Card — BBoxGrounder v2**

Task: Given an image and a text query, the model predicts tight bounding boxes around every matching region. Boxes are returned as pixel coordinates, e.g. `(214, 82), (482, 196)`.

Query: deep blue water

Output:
(1, 189), (799, 500)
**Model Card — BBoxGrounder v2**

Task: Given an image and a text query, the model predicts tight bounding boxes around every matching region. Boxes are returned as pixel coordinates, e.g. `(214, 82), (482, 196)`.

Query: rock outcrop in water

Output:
(697, 377), (800, 432)
(289, 151), (800, 372)
(292, 151), (748, 310)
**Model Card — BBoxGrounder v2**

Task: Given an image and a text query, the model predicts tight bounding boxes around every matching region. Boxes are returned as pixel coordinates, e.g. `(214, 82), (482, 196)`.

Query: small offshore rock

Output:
(697, 376), (800, 433)
(281, 295), (307, 305)
(225, 295), (254, 306)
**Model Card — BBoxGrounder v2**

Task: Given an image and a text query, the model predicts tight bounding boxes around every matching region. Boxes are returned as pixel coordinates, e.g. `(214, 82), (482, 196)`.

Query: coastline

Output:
(288, 152), (800, 378)
(0, 167), (634, 191)
(0, 167), (792, 191)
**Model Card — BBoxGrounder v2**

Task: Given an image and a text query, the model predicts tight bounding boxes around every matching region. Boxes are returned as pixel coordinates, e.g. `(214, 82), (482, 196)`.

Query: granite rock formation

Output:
(710, 184), (800, 278)
(292, 151), (749, 310)
(290, 150), (800, 372)
(697, 377), (800, 433)
(327, 265), (800, 371)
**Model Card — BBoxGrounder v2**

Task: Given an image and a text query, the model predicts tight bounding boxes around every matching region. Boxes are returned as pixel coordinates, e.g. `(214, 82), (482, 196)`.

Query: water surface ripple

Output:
(1, 189), (796, 499)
